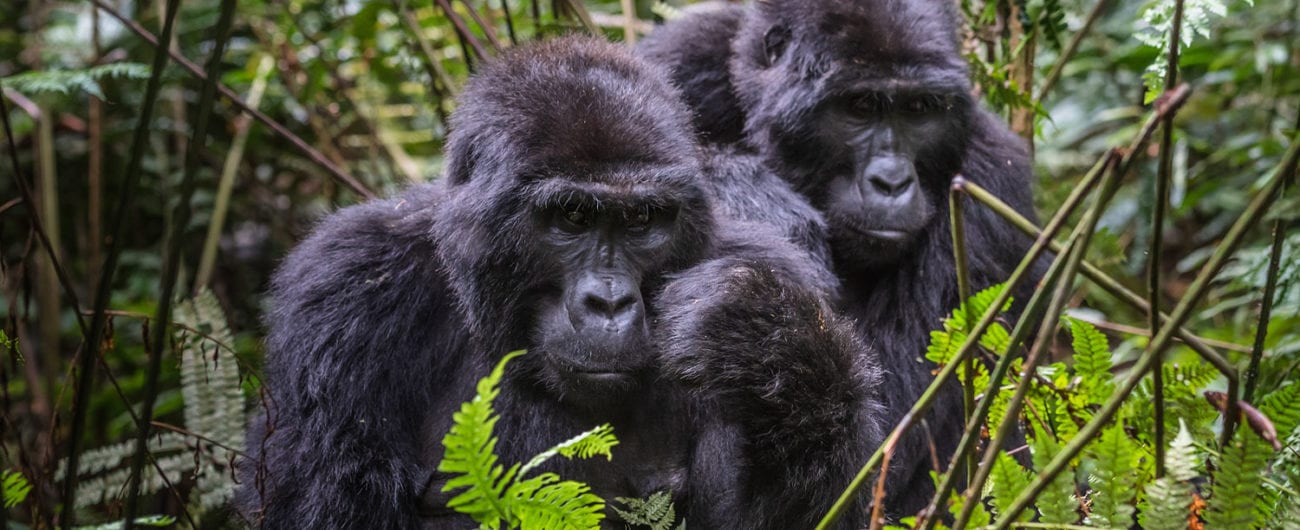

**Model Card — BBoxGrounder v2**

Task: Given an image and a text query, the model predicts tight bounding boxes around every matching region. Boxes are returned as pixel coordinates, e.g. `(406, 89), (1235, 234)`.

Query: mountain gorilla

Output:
(639, 0), (1043, 517)
(237, 36), (884, 529)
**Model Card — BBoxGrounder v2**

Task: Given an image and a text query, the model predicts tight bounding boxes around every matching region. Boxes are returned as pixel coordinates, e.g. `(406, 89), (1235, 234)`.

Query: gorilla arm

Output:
(657, 225), (885, 530)
(239, 184), (468, 529)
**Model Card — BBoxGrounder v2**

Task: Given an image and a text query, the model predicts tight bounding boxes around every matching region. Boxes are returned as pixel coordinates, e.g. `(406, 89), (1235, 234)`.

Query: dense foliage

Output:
(0, 0), (1296, 527)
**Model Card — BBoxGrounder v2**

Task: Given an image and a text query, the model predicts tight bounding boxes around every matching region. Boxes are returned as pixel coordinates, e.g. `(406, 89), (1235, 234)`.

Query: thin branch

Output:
(948, 181), (976, 484)
(123, 0), (237, 523)
(1244, 142), (1297, 401)
(87, 0), (374, 199)
(436, 0), (490, 62)
(1034, 0), (1112, 106)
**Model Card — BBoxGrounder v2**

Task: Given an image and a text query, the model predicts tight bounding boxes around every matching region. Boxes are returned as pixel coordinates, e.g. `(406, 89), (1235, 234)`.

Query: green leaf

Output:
(1085, 425), (1139, 528)
(1065, 317), (1114, 406)
(2, 470), (31, 509)
(1029, 424), (1078, 524)
(1258, 383), (1300, 439)
(506, 473), (605, 530)
(1206, 429), (1272, 529)
(439, 350), (526, 527)
(988, 452), (1033, 522)
(0, 63), (149, 99)
(520, 423), (619, 477)
(1138, 421), (1198, 530)
(613, 491), (678, 530)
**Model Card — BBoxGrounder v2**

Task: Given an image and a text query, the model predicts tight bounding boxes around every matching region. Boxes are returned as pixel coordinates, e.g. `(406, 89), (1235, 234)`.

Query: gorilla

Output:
(638, 0), (1044, 517)
(236, 36), (884, 529)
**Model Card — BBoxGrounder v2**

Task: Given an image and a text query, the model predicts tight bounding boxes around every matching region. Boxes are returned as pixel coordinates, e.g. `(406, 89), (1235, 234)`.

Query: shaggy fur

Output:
(638, 0), (1043, 517)
(237, 36), (883, 529)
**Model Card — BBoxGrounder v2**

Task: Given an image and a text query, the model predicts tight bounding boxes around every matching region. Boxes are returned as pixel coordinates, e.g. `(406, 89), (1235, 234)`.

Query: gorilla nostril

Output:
(868, 174), (914, 197)
(583, 293), (640, 319)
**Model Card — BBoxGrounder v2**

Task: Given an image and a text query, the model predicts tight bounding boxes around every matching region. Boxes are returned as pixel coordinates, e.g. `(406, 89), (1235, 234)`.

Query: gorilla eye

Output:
(903, 97), (930, 114)
(554, 208), (590, 232)
(625, 207), (653, 234)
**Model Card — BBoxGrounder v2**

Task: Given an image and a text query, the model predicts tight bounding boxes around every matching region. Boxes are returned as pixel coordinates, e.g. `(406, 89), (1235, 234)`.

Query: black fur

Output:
(238, 36), (883, 529)
(639, 0), (1043, 518)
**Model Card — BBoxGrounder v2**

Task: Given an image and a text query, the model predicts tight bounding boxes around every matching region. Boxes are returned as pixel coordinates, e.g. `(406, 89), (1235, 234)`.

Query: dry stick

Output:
(437, 0), (490, 62)
(991, 126), (1300, 530)
(913, 153), (1118, 530)
(961, 181), (1237, 378)
(1034, 0), (1112, 106)
(949, 184), (977, 484)
(87, 0), (373, 199)
(500, 0), (518, 45)
(60, 0), (183, 523)
(195, 55), (274, 290)
(816, 137), (1129, 530)
(953, 148), (1128, 530)
(122, 0), (237, 525)
(1150, 0), (1185, 478)
(458, 0), (503, 50)
(1076, 317), (1252, 354)
(1243, 118), (1299, 401)
(0, 97), (87, 334)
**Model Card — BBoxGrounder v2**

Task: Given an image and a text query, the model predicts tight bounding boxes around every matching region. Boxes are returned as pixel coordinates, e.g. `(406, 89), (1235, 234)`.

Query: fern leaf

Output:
(507, 472), (605, 530)
(520, 424), (619, 477)
(613, 491), (678, 530)
(0, 63), (149, 99)
(1085, 425), (1139, 528)
(439, 351), (525, 527)
(1065, 317), (1114, 406)
(2, 470), (31, 509)
(1138, 422), (1199, 530)
(988, 452), (1033, 522)
(1206, 429), (1273, 529)
(1259, 383), (1300, 439)
(1029, 424), (1078, 524)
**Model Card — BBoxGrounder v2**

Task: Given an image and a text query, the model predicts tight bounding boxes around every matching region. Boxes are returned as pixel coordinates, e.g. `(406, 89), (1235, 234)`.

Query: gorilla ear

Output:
(761, 25), (791, 67)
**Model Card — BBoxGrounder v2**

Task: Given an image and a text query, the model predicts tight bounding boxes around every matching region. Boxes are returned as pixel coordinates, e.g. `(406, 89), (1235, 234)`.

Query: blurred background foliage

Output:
(0, 0), (1296, 526)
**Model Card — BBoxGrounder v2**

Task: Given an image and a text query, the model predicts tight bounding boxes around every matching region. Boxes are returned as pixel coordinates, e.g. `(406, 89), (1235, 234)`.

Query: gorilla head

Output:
(432, 38), (714, 403)
(731, 0), (974, 269)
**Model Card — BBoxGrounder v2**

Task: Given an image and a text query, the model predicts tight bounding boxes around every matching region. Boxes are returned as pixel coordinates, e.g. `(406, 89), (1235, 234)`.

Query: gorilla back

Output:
(237, 37), (716, 529)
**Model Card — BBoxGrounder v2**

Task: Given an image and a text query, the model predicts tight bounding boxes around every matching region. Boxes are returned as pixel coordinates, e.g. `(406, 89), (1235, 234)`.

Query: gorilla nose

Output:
(570, 274), (644, 333)
(863, 157), (918, 198)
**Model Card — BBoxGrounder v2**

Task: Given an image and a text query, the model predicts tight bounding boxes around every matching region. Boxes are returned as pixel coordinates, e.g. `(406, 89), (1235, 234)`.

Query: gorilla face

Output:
(527, 176), (691, 398)
(731, 0), (974, 271)
(433, 38), (714, 405)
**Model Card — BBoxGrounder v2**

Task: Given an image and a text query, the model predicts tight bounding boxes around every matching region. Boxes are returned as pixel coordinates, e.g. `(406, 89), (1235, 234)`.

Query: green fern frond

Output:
(506, 472), (605, 530)
(0, 63), (149, 99)
(1138, 421), (1199, 530)
(1084, 425), (1139, 528)
(1137, 0), (1250, 103)
(926, 283), (1012, 365)
(1206, 429), (1272, 529)
(520, 424), (619, 477)
(1259, 383), (1300, 439)
(988, 452), (1033, 522)
(1065, 317), (1114, 406)
(613, 491), (678, 530)
(1029, 424), (1078, 524)
(440, 351), (525, 527)
(74, 515), (177, 529)
(2, 470), (31, 509)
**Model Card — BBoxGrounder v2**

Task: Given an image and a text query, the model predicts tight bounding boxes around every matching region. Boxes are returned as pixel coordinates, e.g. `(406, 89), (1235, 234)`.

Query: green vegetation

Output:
(0, 0), (1297, 527)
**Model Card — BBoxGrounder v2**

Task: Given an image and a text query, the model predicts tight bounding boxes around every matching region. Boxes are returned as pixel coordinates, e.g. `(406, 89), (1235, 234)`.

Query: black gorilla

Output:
(639, 0), (1043, 517)
(237, 36), (884, 529)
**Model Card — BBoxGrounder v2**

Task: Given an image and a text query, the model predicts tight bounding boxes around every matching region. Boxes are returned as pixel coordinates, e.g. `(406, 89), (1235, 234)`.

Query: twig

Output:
(1034, 0), (1112, 106)
(150, 421), (250, 458)
(1149, 0), (1184, 479)
(948, 181), (976, 483)
(1073, 317), (1253, 354)
(122, 0), (238, 524)
(87, 0), (374, 199)
(436, 0), (490, 62)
